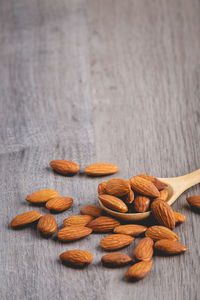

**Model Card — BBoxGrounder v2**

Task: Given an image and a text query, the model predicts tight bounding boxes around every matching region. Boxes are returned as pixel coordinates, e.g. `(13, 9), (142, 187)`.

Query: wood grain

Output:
(0, 0), (200, 299)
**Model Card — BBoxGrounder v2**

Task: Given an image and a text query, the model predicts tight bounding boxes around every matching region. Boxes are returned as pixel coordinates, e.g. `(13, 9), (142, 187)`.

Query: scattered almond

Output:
(126, 260), (153, 281)
(63, 215), (93, 227)
(84, 163), (118, 176)
(10, 211), (42, 228)
(37, 214), (57, 235)
(87, 216), (120, 232)
(60, 250), (93, 267)
(133, 237), (154, 261)
(154, 239), (188, 255)
(98, 194), (128, 213)
(101, 253), (132, 267)
(57, 226), (92, 242)
(151, 199), (175, 229)
(113, 224), (147, 237)
(174, 212), (186, 224)
(134, 196), (150, 213)
(81, 205), (102, 217)
(49, 160), (80, 175)
(46, 197), (73, 212)
(26, 189), (59, 204)
(100, 234), (134, 250)
(137, 174), (168, 191)
(105, 178), (130, 197)
(145, 226), (179, 241)
(98, 182), (107, 195)
(130, 176), (159, 198)
(186, 195), (200, 209)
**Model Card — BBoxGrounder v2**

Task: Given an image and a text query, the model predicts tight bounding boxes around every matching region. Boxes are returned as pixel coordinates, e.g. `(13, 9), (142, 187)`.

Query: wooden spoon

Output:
(99, 169), (200, 221)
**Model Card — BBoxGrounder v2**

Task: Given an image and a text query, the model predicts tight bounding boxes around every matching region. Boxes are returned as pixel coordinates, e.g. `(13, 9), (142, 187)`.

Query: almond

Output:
(49, 160), (80, 175)
(125, 260), (152, 281)
(37, 214), (57, 235)
(46, 197), (73, 212)
(60, 250), (93, 267)
(84, 163), (118, 176)
(98, 182), (107, 195)
(57, 226), (92, 242)
(101, 253), (132, 267)
(87, 216), (120, 232)
(100, 234), (134, 250)
(145, 226), (178, 241)
(63, 215), (93, 227)
(174, 212), (186, 224)
(105, 178), (130, 197)
(137, 174), (168, 191)
(98, 194), (128, 213)
(157, 189), (168, 201)
(151, 199), (175, 229)
(133, 237), (154, 261)
(10, 211), (42, 228)
(134, 196), (150, 213)
(186, 195), (200, 209)
(154, 239), (188, 255)
(130, 176), (159, 198)
(113, 225), (147, 237)
(81, 205), (102, 217)
(26, 189), (59, 204)
(124, 190), (134, 204)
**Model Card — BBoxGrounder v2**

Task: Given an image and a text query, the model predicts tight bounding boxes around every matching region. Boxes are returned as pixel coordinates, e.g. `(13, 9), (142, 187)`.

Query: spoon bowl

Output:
(99, 169), (200, 221)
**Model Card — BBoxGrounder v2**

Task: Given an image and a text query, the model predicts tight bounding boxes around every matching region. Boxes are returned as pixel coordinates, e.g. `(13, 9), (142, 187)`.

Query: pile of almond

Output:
(10, 161), (200, 281)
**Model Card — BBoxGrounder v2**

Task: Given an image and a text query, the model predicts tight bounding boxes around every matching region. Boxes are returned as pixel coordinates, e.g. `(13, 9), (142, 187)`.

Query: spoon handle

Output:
(177, 168), (200, 190)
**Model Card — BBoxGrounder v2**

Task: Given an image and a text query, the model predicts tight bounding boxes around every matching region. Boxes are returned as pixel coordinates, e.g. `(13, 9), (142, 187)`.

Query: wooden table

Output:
(1, 1), (199, 299)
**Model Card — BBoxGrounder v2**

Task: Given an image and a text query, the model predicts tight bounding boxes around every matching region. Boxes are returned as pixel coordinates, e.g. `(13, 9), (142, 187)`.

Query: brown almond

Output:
(174, 212), (186, 224)
(84, 163), (118, 176)
(130, 176), (159, 198)
(26, 189), (59, 204)
(186, 196), (200, 209)
(151, 199), (175, 229)
(134, 196), (150, 213)
(87, 216), (120, 232)
(37, 214), (57, 235)
(113, 225), (147, 237)
(98, 194), (128, 213)
(98, 182), (107, 195)
(10, 211), (42, 228)
(60, 250), (93, 267)
(124, 190), (134, 204)
(46, 197), (73, 212)
(154, 239), (188, 255)
(145, 226), (179, 241)
(158, 189), (169, 201)
(100, 234), (134, 250)
(57, 226), (92, 242)
(49, 160), (80, 175)
(101, 253), (132, 267)
(133, 237), (154, 261)
(105, 178), (130, 197)
(137, 174), (168, 191)
(63, 215), (93, 227)
(126, 260), (152, 281)
(81, 205), (102, 217)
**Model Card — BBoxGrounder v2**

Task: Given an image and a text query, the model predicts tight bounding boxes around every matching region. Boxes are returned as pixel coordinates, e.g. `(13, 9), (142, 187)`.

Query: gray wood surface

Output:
(0, 0), (200, 299)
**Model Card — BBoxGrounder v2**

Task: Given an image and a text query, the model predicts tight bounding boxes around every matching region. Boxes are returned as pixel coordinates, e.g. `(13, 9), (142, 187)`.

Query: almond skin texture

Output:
(98, 182), (107, 195)
(186, 196), (200, 209)
(124, 190), (134, 204)
(130, 176), (159, 198)
(98, 194), (128, 213)
(113, 225), (147, 237)
(57, 226), (92, 242)
(101, 253), (132, 267)
(37, 214), (57, 235)
(158, 189), (169, 201)
(133, 237), (154, 261)
(154, 239), (188, 255)
(46, 197), (73, 212)
(174, 212), (186, 224)
(126, 260), (152, 281)
(87, 216), (120, 232)
(84, 163), (118, 176)
(60, 250), (93, 267)
(63, 215), (93, 227)
(10, 211), (42, 228)
(49, 160), (80, 175)
(105, 178), (131, 197)
(134, 196), (150, 213)
(145, 226), (179, 241)
(100, 234), (134, 250)
(81, 205), (102, 217)
(151, 199), (175, 229)
(137, 174), (168, 191)
(26, 189), (59, 204)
